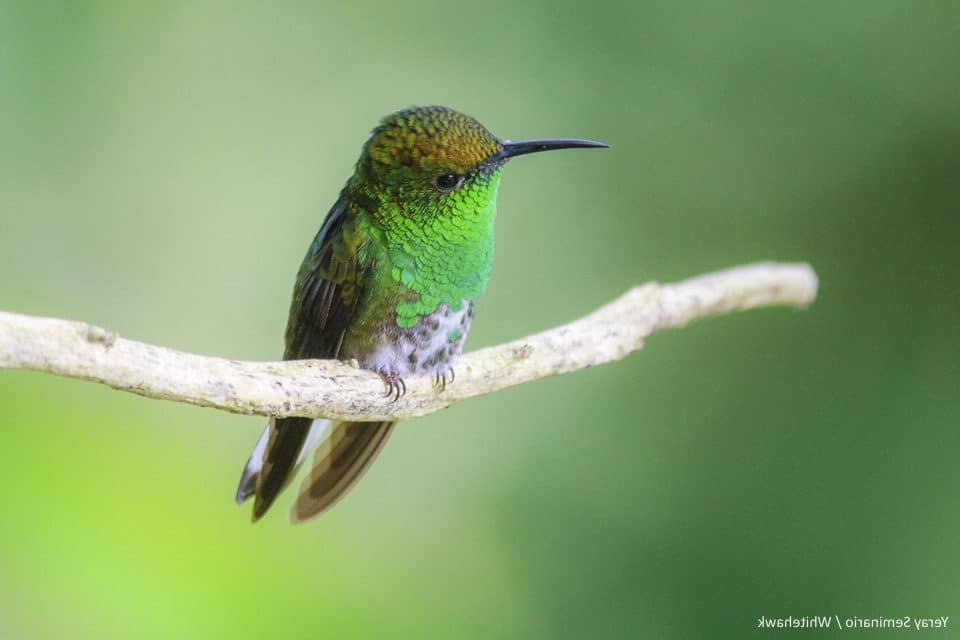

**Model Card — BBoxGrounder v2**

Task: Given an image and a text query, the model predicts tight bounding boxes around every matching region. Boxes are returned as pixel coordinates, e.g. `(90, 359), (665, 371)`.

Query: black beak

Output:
(491, 138), (609, 162)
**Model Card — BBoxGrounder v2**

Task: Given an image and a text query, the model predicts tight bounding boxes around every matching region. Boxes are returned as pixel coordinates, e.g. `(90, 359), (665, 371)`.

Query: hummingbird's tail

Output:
(289, 420), (395, 523)
(234, 418), (331, 507)
(235, 418), (395, 522)
(235, 425), (269, 504)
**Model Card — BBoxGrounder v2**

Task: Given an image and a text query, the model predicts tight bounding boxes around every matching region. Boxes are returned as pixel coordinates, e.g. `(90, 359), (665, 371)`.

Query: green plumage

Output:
(235, 105), (607, 522)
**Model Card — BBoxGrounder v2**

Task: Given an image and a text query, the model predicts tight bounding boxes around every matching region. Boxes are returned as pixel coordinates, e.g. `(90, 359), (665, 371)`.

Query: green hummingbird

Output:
(235, 106), (607, 522)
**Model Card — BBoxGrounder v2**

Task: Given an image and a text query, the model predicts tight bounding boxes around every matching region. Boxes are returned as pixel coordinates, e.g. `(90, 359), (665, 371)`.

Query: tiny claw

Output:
(379, 370), (404, 402)
(433, 366), (455, 393)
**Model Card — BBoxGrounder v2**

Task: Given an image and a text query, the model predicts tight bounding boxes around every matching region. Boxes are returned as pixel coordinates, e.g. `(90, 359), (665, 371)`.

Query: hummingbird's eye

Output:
(434, 172), (463, 192)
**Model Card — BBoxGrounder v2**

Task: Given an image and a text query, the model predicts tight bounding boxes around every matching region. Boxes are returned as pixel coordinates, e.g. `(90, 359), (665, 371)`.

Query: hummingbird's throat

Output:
(372, 171), (502, 328)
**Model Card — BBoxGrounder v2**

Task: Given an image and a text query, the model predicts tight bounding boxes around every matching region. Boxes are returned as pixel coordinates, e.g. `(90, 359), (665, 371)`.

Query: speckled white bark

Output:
(0, 262), (817, 422)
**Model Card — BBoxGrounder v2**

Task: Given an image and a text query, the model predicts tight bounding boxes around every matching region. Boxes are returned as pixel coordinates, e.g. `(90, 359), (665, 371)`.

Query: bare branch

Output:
(0, 262), (817, 421)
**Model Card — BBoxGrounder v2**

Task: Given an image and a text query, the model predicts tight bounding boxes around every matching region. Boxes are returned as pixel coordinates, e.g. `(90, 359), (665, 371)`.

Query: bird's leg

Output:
(432, 366), (456, 392)
(377, 369), (406, 403)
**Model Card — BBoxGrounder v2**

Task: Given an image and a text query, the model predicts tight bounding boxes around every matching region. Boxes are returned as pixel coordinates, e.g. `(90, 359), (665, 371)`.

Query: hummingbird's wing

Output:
(249, 193), (372, 521)
(283, 193), (364, 362)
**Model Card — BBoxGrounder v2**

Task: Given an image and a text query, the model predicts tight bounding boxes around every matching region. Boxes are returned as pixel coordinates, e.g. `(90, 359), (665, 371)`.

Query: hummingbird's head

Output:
(365, 106), (501, 174)
(352, 105), (606, 223)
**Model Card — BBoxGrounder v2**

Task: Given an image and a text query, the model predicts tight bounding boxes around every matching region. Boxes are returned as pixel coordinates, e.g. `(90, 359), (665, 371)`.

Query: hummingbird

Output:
(235, 105), (607, 522)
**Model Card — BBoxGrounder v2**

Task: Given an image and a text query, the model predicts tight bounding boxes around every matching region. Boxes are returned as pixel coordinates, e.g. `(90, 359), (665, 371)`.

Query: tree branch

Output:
(0, 262), (817, 422)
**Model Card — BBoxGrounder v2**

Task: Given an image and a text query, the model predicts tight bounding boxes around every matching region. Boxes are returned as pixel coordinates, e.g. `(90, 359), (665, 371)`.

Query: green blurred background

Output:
(1, 1), (958, 638)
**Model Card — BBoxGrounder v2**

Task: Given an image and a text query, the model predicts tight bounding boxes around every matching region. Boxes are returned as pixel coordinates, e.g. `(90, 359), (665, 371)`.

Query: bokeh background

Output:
(1, 1), (958, 638)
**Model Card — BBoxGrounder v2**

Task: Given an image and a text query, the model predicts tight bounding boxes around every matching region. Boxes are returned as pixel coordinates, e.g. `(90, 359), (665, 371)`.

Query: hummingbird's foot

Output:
(378, 370), (406, 402)
(433, 366), (455, 392)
